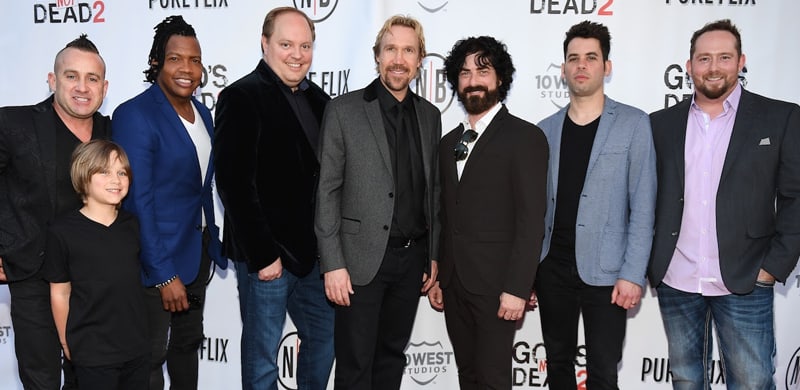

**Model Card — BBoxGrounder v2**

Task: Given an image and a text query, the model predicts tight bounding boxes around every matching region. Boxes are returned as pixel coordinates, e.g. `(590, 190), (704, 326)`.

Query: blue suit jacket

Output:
(538, 96), (656, 288)
(112, 84), (224, 287)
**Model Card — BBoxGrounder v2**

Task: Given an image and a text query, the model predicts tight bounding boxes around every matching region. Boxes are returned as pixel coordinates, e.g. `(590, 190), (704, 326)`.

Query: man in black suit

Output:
(0, 35), (111, 389)
(214, 7), (334, 390)
(428, 36), (548, 390)
(649, 19), (800, 389)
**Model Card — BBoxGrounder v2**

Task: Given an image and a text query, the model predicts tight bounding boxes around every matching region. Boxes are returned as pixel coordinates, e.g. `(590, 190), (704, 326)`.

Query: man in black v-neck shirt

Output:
(535, 21), (656, 389)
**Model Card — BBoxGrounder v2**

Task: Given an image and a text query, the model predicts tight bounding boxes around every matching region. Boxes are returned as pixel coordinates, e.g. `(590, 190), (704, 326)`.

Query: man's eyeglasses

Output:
(454, 129), (478, 161)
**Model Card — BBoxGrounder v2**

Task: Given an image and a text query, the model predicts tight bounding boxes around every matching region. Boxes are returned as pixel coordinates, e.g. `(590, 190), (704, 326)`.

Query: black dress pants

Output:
(442, 271), (518, 390)
(9, 270), (77, 390)
(332, 240), (426, 390)
(534, 256), (627, 390)
(144, 230), (212, 390)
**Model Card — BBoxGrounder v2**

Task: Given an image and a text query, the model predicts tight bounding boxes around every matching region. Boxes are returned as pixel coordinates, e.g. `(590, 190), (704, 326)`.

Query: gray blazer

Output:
(538, 96), (656, 288)
(315, 79), (442, 285)
(649, 89), (800, 294)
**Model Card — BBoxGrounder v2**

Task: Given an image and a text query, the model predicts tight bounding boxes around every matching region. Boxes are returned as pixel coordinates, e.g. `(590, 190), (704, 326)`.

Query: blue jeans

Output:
(656, 283), (776, 390)
(235, 261), (334, 390)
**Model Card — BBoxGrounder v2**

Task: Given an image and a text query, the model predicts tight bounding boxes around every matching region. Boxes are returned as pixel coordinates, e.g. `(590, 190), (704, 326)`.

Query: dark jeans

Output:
(8, 270), (77, 390)
(234, 261), (335, 390)
(332, 240), (426, 390)
(145, 231), (212, 390)
(534, 256), (627, 390)
(73, 354), (148, 390)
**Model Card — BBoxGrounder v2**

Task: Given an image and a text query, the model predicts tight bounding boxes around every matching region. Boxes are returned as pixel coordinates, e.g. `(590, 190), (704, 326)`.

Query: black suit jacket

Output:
(438, 106), (548, 299)
(214, 60), (330, 277)
(0, 96), (111, 281)
(649, 89), (800, 294)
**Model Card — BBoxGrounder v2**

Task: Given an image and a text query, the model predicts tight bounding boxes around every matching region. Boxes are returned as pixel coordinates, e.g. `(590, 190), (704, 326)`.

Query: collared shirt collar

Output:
(375, 78), (413, 109)
(690, 82), (742, 116)
(461, 101), (503, 135)
(263, 59), (310, 93)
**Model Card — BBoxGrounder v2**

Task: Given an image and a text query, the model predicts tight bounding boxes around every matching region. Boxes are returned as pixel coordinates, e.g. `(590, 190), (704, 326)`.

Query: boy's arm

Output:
(50, 282), (72, 360)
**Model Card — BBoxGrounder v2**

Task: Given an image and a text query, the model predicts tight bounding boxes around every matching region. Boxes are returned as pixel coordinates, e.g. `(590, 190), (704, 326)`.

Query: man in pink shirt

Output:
(649, 19), (800, 389)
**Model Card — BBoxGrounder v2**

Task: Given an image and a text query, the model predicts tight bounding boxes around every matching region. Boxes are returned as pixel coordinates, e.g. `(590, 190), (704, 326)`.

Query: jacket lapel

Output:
(461, 105), (507, 180)
(585, 97), (616, 175)
(362, 81), (394, 178)
(150, 84), (203, 185)
(33, 98), (58, 212)
(719, 89), (754, 184)
(414, 97), (433, 185)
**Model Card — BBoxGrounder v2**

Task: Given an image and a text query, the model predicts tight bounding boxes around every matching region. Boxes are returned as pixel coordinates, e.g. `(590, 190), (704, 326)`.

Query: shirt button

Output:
(383, 225), (389, 231)
(388, 192), (394, 198)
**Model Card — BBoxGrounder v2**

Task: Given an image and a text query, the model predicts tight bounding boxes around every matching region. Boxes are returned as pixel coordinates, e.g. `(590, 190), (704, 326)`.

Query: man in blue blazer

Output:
(535, 21), (656, 390)
(112, 16), (225, 390)
(649, 19), (800, 389)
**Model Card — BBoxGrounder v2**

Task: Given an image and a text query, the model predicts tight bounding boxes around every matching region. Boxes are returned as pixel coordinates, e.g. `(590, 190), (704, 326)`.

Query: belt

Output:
(387, 234), (427, 248)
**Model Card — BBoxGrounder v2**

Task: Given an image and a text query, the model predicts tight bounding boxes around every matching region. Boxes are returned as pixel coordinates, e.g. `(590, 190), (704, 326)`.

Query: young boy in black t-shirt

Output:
(43, 140), (148, 389)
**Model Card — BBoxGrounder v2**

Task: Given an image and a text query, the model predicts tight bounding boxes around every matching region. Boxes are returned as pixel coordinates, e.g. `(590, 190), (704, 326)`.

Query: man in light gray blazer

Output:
(315, 15), (441, 390)
(534, 21), (656, 390)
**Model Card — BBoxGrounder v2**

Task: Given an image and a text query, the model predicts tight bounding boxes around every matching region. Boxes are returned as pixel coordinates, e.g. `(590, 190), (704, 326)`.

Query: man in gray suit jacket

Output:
(649, 19), (800, 389)
(535, 21), (656, 390)
(315, 15), (441, 390)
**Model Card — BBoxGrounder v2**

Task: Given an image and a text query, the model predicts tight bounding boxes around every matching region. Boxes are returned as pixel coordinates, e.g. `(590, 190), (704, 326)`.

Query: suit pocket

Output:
(341, 217), (361, 235)
(598, 230), (626, 273)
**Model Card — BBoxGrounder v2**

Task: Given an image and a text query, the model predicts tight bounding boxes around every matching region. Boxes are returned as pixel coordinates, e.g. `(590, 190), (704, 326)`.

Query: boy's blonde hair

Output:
(70, 140), (132, 202)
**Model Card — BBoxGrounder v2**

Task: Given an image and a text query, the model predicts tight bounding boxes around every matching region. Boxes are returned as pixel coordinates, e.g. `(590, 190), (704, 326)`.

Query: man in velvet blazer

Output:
(431, 36), (548, 390)
(214, 7), (334, 389)
(648, 19), (800, 389)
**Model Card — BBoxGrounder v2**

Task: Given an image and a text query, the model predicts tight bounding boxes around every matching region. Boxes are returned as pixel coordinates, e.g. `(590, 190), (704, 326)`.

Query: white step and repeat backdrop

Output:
(1, 1), (799, 389)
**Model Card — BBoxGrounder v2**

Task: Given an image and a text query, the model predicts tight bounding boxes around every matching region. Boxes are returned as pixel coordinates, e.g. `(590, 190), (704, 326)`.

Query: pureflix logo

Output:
(34, 0), (106, 24)
(665, 0), (755, 5)
(294, 0), (338, 23)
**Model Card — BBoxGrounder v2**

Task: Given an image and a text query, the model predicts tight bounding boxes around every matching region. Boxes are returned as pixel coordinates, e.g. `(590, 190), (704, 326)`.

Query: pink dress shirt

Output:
(663, 84), (742, 296)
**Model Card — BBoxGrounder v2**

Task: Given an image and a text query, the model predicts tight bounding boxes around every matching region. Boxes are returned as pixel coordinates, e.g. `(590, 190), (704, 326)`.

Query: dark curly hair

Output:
(443, 36), (515, 102)
(143, 15), (197, 83)
(564, 21), (611, 61)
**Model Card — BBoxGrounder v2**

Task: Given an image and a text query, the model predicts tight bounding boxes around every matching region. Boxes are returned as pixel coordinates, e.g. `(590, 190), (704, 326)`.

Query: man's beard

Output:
(694, 72), (737, 100)
(458, 86), (500, 115)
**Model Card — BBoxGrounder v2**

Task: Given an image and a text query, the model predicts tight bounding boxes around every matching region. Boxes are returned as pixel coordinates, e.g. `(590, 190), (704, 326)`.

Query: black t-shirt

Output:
(42, 209), (148, 366)
(53, 112), (112, 218)
(549, 114), (600, 262)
